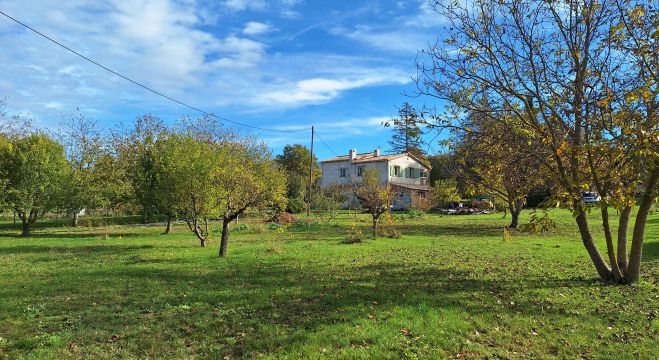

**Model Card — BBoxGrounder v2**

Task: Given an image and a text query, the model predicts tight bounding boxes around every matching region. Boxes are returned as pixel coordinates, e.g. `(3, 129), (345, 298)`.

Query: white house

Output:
(320, 149), (431, 210)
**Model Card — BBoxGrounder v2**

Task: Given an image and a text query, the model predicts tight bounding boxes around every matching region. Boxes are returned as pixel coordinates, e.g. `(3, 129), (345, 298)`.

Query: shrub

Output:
(231, 224), (250, 233)
(267, 223), (284, 231)
(410, 193), (434, 213)
(502, 227), (513, 242)
(290, 220), (321, 230)
(431, 180), (461, 208)
(519, 210), (556, 234)
(378, 212), (401, 239)
(343, 223), (364, 244)
(286, 197), (306, 214)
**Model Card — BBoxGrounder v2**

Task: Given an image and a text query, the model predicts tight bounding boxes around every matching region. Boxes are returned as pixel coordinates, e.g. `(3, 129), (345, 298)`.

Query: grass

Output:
(0, 209), (657, 359)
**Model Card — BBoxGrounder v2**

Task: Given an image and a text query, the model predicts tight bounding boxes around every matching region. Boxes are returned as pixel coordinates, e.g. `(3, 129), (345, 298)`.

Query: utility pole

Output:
(307, 126), (314, 220)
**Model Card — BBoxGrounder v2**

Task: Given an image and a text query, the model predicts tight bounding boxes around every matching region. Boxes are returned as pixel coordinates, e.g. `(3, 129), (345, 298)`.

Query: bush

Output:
(378, 212), (401, 239)
(343, 223), (364, 244)
(231, 224), (250, 233)
(519, 210), (556, 234)
(290, 220), (321, 231)
(267, 223), (285, 231)
(286, 197), (306, 214)
(431, 180), (461, 208)
(410, 193), (434, 213)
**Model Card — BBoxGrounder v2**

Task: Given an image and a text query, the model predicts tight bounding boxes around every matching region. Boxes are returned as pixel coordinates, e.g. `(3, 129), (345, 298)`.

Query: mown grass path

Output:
(1, 209), (657, 359)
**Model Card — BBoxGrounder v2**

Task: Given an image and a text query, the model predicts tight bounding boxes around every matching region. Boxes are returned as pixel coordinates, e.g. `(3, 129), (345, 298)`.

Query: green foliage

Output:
(526, 185), (554, 208)
(428, 153), (463, 192)
(312, 184), (350, 222)
(431, 179), (461, 208)
(286, 197), (306, 214)
(275, 144), (320, 212)
(520, 210), (557, 234)
(231, 224), (250, 233)
(343, 222), (365, 244)
(0, 133), (69, 234)
(355, 168), (396, 238)
(384, 102), (425, 156)
(378, 211), (401, 239)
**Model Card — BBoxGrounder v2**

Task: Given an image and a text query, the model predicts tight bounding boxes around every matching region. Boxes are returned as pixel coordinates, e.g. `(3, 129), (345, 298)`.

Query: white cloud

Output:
(243, 21), (274, 36)
(255, 74), (409, 107)
(332, 26), (430, 53)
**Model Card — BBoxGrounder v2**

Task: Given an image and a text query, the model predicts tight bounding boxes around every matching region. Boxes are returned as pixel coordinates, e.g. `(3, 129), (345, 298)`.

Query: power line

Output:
(0, 10), (308, 134)
(314, 130), (339, 157)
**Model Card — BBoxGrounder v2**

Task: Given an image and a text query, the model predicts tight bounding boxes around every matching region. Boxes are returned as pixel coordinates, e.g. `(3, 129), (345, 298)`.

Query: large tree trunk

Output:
(624, 168), (658, 284)
(575, 208), (613, 282)
(164, 215), (173, 235)
(508, 200), (523, 229)
(21, 221), (30, 237)
(219, 216), (231, 257)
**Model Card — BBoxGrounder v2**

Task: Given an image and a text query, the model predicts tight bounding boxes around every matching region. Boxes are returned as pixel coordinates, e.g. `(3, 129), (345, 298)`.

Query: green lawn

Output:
(0, 209), (657, 359)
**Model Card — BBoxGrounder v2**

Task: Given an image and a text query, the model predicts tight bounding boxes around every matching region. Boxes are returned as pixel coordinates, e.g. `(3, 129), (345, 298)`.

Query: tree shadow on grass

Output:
(396, 223), (504, 238)
(0, 244), (154, 256)
(44, 255), (603, 358)
(642, 241), (659, 260)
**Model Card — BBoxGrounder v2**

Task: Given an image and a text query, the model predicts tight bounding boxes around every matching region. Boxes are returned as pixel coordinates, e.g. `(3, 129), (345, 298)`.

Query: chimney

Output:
(374, 149), (380, 157)
(349, 149), (357, 163)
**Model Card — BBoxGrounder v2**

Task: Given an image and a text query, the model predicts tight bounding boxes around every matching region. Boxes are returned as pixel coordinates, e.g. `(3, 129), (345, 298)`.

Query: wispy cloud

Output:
(255, 75), (409, 107)
(242, 21), (275, 36)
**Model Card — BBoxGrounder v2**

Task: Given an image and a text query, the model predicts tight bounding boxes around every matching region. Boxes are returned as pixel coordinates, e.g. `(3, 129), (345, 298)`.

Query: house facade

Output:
(320, 149), (431, 210)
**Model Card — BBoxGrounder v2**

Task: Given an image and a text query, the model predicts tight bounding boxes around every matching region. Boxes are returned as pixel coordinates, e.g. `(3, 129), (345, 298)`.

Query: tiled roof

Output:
(320, 152), (405, 164)
(321, 152), (431, 168)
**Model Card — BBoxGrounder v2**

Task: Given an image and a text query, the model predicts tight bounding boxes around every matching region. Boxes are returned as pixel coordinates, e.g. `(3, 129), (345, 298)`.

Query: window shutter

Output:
(389, 165), (393, 176)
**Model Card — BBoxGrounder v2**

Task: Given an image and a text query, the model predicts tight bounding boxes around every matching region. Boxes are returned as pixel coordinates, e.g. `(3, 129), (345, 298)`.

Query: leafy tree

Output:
(275, 144), (320, 213)
(113, 114), (168, 223)
(354, 168), (395, 238)
(416, 0), (658, 283)
(384, 102), (425, 157)
(454, 112), (544, 228)
(154, 134), (220, 247)
(431, 179), (461, 208)
(0, 133), (69, 236)
(312, 184), (350, 222)
(58, 110), (105, 226)
(216, 142), (287, 257)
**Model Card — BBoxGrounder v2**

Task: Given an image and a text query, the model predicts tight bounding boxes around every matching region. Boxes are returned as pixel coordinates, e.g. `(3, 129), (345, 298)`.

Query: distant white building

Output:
(320, 149), (431, 210)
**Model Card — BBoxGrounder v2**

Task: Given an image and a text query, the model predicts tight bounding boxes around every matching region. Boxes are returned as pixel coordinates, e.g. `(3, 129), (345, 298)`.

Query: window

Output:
(394, 165), (401, 177)
(420, 170), (428, 178)
(357, 166), (364, 177)
(339, 168), (346, 177)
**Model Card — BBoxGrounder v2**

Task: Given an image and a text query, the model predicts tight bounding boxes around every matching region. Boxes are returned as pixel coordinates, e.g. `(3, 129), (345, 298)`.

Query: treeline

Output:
(0, 106), (287, 257)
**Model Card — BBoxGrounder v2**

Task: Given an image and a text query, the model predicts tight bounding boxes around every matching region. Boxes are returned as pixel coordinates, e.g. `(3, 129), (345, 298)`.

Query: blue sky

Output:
(0, 0), (447, 160)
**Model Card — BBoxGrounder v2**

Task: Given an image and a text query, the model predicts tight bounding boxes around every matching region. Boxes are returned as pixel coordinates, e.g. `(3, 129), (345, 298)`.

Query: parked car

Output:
(582, 192), (601, 204)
